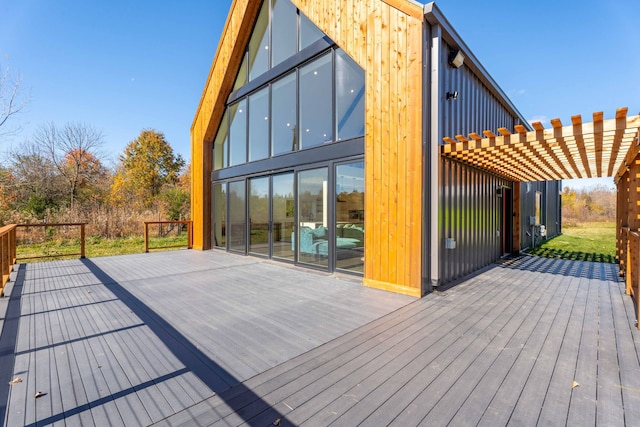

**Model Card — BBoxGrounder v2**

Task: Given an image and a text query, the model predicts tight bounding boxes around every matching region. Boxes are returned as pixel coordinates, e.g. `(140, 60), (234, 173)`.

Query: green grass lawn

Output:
(526, 221), (617, 263)
(17, 234), (190, 262)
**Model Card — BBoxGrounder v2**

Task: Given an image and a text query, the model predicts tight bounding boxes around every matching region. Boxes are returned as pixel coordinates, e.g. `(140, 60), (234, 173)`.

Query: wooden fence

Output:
(16, 223), (86, 261)
(0, 224), (17, 297)
(144, 221), (193, 253)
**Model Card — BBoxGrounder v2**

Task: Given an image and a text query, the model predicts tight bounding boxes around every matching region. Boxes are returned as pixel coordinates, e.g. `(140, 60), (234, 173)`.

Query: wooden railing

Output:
(144, 221), (193, 253)
(625, 228), (640, 329)
(16, 223), (86, 261)
(0, 224), (17, 297)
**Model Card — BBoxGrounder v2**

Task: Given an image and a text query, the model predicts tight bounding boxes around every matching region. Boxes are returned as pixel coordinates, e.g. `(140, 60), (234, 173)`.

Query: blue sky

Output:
(1, 0), (639, 189)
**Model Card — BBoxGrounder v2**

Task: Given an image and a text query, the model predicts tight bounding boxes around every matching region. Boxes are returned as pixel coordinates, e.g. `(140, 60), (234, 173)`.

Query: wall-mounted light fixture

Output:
(446, 91), (458, 101)
(448, 49), (465, 68)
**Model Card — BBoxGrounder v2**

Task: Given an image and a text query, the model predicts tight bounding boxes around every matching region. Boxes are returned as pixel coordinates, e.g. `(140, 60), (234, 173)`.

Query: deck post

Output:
(80, 224), (86, 258)
(144, 222), (149, 253)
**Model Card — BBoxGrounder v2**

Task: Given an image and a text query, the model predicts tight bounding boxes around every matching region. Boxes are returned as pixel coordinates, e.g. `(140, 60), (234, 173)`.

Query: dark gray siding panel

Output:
(545, 181), (562, 237)
(439, 158), (512, 284)
(438, 41), (522, 140)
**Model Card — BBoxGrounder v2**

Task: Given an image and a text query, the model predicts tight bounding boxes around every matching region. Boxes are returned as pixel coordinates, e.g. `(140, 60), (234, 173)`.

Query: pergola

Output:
(441, 107), (640, 326)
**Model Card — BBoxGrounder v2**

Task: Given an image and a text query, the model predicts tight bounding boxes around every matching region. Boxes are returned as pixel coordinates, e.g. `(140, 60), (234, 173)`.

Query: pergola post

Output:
(617, 170), (629, 276)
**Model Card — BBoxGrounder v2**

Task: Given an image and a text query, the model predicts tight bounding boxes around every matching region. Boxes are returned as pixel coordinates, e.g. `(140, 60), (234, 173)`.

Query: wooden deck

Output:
(1, 253), (639, 426)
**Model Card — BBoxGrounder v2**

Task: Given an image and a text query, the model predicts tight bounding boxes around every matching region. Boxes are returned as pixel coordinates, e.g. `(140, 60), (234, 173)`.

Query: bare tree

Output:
(35, 122), (106, 207)
(0, 65), (29, 138)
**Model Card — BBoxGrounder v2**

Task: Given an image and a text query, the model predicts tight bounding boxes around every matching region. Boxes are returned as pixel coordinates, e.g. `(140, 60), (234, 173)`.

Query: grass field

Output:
(17, 234), (190, 262)
(526, 221), (617, 263)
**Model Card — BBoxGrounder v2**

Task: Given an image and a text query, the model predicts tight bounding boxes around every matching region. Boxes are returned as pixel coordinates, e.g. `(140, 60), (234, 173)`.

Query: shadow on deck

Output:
(1, 252), (639, 426)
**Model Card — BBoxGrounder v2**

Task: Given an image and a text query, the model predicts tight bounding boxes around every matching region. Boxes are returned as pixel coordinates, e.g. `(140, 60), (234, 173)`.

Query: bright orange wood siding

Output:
(192, 0), (425, 296)
(293, 0), (424, 296)
(191, 0), (262, 250)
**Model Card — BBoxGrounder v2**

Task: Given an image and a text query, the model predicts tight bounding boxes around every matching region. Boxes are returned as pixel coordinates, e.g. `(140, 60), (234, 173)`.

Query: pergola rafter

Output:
(442, 107), (640, 183)
(443, 107), (640, 328)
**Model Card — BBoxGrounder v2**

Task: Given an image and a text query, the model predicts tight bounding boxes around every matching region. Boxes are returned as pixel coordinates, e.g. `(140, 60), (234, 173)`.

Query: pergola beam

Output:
(441, 108), (640, 183)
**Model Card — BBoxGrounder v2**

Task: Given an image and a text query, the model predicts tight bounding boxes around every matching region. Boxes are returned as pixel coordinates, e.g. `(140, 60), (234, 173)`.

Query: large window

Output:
(336, 50), (365, 141)
(248, 1), (269, 81)
(212, 183), (226, 248)
(235, 0), (326, 88)
(271, 72), (297, 156)
(229, 100), (247, 166)
(299, 52), (333, 149)
(213, 110), (228, 171)
(271, 0), (298, 67)
(214, 48), (365, 169)
(228, 181), (246, 252)
(249, 87), (269, 162)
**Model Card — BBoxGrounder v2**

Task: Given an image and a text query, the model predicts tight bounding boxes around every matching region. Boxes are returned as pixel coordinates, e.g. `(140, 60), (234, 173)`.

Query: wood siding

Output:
(192, 0), (425, 295)
(191, 0), (262, 250)
(292, 0), (425, 296)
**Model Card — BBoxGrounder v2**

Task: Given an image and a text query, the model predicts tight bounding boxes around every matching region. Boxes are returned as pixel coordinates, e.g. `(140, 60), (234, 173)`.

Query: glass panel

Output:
(272, 173), (294, 260)
(271, 0), (297, 68)
(233, 54), (248, 92)
(212, 183), (227, 248)
(249, 87), (270, 162)
(228, 180), (246, 252)
(213, 109), (229, 170)
(300, 53), (333, 149)
(249, 177), (270, 256)
(335, 49), (365, 141)
(297, 168), (328, 268)
(229, 99), (247, 166)
(248, 1), (270, 81)
(336, 162), (365, 273)
(271, 72), (297, 156)
(299, 11), (325, 50)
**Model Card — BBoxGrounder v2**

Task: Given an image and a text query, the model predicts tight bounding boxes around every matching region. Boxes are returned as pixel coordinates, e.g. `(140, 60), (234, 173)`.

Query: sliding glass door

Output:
(297, 167), (328, 268)
(212, 158), (363, 275)
(272, 173), (295, 260)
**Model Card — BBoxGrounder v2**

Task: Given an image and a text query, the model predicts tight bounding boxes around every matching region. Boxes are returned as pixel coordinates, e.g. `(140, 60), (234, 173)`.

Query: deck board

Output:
(1, 250), (412, 426)
(2, 253), (640, 426)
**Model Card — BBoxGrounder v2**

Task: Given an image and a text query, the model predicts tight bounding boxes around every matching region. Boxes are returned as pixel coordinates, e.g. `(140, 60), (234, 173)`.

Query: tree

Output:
(0, 65), (29, 138)
(8, 141), (66, 219)
(111, 129), (185, 209)
(34, 122), (106, 207)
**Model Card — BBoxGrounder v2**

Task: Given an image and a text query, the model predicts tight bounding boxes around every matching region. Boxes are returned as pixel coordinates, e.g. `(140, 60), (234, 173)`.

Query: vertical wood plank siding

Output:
(293, 0), (425, 296)
(191, 0), (262, 250)
(439, 158), (512, 284)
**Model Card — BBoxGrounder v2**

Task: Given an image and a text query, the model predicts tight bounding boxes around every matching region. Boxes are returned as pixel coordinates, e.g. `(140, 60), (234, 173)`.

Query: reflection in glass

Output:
(248, 1), (270, 81)
(228, 181), (246, 252)
(300, 11), (325, 50)
(336, 162), (365, 273)
(272, 72), (297, 156)
(272, 173), (294, 260)
(213, 110), (228, 170)
(212, 183), (227, 248)
(336, 49), (365, 141)
(297, 168), (328, 268)
(229, 99), (247, 166)
(300, 53), (333, 149)
(249, 177), (270, 256)
(271, 0), (297, 68)
(249, 87), (270, 162)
